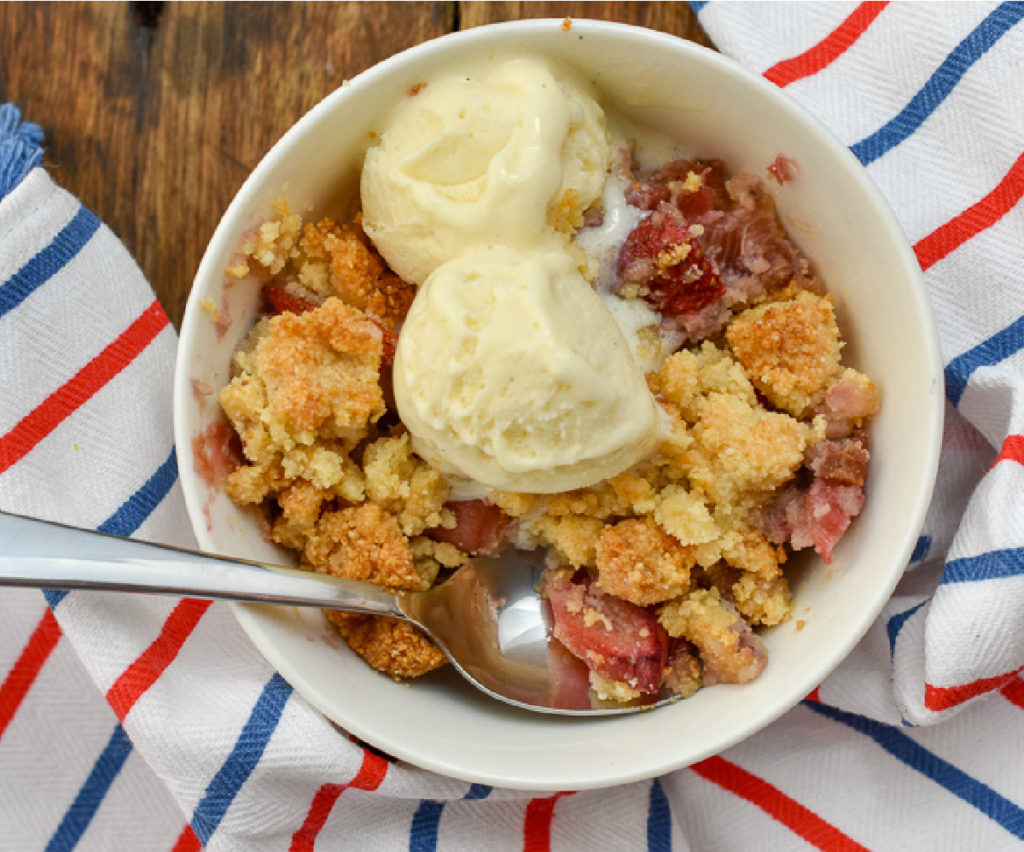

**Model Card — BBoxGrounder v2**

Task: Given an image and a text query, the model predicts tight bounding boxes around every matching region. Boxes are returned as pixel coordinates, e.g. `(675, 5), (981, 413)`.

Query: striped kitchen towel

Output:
(2, 2), (1024, 850)
(697, 0), (1024, 728)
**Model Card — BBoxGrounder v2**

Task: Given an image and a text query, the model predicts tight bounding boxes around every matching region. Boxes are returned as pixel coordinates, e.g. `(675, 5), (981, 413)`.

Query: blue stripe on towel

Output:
(408, 782), (492, 850)
(804, 700), (1024, 838)
(941, 547), (1024, 584)
(886, 600), (927, 657)
(41, 447), (179, 611)
(98, 447), (179, 537)
(45, 724), (133, 851)
(409, 801), (445, 852)
(850, 2), (1024, 166)
(0, 205), (100, 320)
(189, 673), (293, 844)
(647, 778), (673, 851)
(945, 313), (1024, 405)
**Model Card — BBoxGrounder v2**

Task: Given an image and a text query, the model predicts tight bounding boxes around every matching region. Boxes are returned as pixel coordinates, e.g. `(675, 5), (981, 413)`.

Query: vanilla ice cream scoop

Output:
(393, 247), (661, 493)
(361, 56), (610, 286)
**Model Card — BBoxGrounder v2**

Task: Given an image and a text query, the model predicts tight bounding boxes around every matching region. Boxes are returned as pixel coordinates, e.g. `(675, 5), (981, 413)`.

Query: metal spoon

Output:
(0, 510), (679, 715)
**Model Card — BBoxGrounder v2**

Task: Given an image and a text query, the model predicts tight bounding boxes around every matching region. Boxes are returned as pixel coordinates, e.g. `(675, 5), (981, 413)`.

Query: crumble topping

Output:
(595, 518), (694, 606)
(325, 611), (446, 679)
(658, 587), (767, 686)
(306, 502), (423, 589)
(211, 153), (877, 702)
(220, 297), (385, 454)
(726, 291), (842, 416)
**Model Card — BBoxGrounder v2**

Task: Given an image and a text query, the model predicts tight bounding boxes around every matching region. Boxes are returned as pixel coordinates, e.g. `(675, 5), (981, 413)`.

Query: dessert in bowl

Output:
(173, 20), (943, 790)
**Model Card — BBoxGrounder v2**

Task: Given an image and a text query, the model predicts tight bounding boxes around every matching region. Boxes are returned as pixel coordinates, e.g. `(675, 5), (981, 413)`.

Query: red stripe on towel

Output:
(106, 599), (212, 721)
(524, 791), (575, 852)
(1000, 676), (1024, 710)
(170, 825), (202, 852)
(764, 2), (888, 87)
(914, 151), (1024, 272)
(289, 750), (389, 852)
(992, 434), (1024, 470)
(0, 608), (61, 743)
(0, 299), (168, 474)
(924, 667), (1024, 711)
(691, 755), (869, 851)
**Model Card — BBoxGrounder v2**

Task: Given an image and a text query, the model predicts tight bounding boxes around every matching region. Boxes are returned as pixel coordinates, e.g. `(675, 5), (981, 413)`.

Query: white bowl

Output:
(173, 19), (943, 791)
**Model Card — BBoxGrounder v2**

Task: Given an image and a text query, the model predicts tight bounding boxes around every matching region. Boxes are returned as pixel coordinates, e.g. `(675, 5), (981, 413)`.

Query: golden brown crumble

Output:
(687, 392), (808, 505)
(220, 297), (384, 457)
(363, 433), (450, 537)
(272, 478), (331, 550)
(726, 291), (842, 416)
(653, 485), (718, 547)
(306, 503), (423, 589)
(299, 218), (415, 327)
(550, 188), (586, 233)
(658, 587), (766, 685)
(324, 611), (446, 679)
(731, 572), (792, 627)
(531, 514), (605, 568)
(595, 518), (694, 606)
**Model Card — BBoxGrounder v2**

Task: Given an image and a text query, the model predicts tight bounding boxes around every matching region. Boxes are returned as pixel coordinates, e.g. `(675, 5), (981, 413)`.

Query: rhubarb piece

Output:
(762, 478), (866, 564)
(805, 437), (869, 487)
(427, 500), (507, 555)
(543, 570), (669, 694)
(265, 285), (318, 315)
(789, 480), (865, 564)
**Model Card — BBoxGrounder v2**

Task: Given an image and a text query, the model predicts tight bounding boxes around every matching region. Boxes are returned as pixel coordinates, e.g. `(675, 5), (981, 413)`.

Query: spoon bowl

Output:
(0, 510), (674, 715)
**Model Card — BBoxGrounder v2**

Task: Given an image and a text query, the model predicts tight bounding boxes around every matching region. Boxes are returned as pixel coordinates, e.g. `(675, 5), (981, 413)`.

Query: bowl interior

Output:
(173, 19), (943, 790)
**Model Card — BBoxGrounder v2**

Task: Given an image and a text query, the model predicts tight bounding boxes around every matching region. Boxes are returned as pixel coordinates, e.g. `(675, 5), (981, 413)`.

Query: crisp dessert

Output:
(213, 56), (879, 703)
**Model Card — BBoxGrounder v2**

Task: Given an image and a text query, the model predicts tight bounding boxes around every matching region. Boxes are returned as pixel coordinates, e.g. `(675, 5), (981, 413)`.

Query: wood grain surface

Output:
(0, 2), (710, 327)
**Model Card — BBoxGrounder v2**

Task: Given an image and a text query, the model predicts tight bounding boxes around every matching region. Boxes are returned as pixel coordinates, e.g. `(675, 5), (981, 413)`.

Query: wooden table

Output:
(0, 2), (710, 327)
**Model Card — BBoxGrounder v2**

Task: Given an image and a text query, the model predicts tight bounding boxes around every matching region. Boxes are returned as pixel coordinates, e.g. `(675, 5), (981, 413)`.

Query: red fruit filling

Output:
(367, 316), (399, 366)
(191, 421), (242, 489)
(543, 570), (669, 694)
(265, 286), (318, 316)
(766, 154), (798, 186)
(764, 478), (866, 565)
(617, 211), (726, 318)
(427, 500), (508, 555)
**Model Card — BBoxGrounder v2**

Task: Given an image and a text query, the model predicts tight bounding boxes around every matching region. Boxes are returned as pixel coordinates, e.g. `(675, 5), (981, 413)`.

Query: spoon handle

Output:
(0, 510), (403, 616)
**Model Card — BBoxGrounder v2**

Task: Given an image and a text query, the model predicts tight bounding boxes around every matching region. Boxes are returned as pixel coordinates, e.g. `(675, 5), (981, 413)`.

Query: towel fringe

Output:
(0, 103), (45, 200)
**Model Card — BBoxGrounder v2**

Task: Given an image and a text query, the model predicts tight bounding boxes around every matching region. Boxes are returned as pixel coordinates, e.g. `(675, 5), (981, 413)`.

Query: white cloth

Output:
(2, 3), (1023, 849)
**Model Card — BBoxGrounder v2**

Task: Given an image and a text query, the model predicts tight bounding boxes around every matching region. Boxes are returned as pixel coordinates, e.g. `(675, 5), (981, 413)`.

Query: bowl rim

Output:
(173, 17), (944, 789)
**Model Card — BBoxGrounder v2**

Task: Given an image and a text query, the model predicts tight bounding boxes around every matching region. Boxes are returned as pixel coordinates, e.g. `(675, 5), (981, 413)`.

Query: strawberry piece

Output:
(427, 500), (507, 555)
(617, 214), (725, 318)
(367, 316), (399, 366)
(543, 571), (669, 694)
(264, 286), (318, 316)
